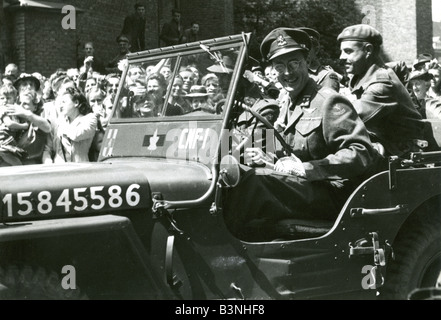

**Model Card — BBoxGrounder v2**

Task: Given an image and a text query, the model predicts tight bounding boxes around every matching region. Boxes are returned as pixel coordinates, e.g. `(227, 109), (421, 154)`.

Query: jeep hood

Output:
(0, 159), (212, 223)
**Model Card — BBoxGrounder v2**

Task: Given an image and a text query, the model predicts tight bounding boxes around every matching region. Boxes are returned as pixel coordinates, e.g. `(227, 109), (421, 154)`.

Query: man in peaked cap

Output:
(222, 27), (378, 241)
(295, 27), (341, 92)
(338, 24), (424, 159)
(106, 34), (132, 74)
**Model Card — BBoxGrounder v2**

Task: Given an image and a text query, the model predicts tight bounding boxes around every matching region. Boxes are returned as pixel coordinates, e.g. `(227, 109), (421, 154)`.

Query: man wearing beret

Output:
(223, 27), (378, 239)
(338, 24), (424, 159)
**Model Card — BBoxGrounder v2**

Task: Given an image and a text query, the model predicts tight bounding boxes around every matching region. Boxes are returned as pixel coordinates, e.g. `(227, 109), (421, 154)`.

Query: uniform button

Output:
(301, 144), (305, 149)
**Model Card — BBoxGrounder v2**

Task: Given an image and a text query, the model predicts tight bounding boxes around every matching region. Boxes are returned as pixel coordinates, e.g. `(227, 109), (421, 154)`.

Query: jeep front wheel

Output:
(0, 265), (86, 300)
(380, 218), (441, 300)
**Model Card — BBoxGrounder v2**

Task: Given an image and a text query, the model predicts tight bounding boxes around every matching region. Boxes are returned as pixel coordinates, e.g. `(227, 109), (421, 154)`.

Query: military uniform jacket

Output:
(349, 63), (424, 156)
(279, 79), (376, 182)
(309, 65), (340, 92)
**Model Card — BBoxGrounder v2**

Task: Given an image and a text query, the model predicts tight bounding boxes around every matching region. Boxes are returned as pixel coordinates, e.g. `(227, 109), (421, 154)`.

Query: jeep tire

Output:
(0, 265), (86, 300)
(380, 217), (441, 300)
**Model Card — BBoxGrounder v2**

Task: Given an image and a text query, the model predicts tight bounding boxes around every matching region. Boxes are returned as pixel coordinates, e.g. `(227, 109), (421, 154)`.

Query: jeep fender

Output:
(0, 215), (174, 299)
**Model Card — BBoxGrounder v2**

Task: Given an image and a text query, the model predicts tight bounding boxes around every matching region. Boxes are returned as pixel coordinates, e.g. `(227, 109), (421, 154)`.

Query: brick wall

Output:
(1, 12), (25, 72)
(2, 0), (235, 77)
(24, 10), (76, 75)
(6, 13), (24, 71)
(3, 0), (161, 77)
(10, 0), (436, 75)
(179, 0), (234, 41)
(72, 0), (160, 64)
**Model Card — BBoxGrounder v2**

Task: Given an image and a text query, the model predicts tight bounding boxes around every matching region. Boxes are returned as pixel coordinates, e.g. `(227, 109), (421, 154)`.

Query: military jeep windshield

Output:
(103, 34), (248, 165)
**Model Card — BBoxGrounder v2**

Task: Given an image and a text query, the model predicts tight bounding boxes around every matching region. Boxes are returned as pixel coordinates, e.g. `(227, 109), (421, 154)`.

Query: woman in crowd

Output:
(428, 62), (441, 99)
(43, 86), (97, 163)
(166, 75), (191, 115)
(87, 86), (108, 161)
(201, 73), (225, 112)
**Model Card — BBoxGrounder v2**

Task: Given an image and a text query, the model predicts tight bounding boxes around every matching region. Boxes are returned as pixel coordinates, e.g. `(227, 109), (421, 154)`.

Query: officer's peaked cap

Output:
(260, 28), (311, 61)
(337, 24), (383, 46)
(295, 27), (320, 42)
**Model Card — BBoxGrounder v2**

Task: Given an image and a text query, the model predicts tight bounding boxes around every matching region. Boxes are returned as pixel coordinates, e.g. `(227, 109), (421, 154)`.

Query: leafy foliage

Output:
(234, 0), (364, 72)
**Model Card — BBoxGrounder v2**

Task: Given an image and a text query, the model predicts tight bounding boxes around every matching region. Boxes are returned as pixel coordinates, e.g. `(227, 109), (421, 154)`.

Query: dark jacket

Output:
(309, 65), (341, 92)
(182, 28), (198, 43)
(349, 63), (424, 157)
(160, 20), (183, 46)
(279, 79), (377, 183)
(121, 13), (146, 52)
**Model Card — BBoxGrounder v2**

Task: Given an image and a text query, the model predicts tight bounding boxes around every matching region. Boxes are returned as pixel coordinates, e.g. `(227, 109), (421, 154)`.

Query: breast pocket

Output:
(294, 117), (323, 160)
(296, 117), (322, 136)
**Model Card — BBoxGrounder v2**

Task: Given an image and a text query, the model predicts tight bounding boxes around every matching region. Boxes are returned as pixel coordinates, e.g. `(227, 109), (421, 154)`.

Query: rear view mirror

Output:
(219, 155), (241, 188)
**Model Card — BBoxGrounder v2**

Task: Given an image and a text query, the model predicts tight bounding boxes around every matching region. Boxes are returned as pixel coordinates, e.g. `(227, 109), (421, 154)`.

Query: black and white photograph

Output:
(0, 0), (440, 306)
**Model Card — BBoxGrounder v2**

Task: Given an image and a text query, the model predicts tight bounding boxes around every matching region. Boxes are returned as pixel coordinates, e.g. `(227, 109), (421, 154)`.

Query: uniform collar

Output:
(349, 61), (386, 93)
(284, 79), (318, 132)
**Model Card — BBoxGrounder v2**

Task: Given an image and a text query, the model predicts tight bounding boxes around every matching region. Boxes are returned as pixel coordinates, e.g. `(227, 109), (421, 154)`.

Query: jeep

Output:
(0, 33), (440, 300)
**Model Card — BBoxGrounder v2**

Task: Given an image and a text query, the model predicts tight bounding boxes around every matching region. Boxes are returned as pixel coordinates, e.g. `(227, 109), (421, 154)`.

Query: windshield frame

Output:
(108, 34), (250, 124)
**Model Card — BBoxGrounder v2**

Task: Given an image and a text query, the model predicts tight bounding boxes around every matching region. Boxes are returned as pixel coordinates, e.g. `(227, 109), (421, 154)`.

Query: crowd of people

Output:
(0, 16), (440, 175)
(0, 63), (121, 166)
(1, 13), (441, 241)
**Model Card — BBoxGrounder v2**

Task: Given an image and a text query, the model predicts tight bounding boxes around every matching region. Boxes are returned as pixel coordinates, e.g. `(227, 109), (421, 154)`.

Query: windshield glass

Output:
(99, 35), (249, 165)
(113, 46), (240, 120)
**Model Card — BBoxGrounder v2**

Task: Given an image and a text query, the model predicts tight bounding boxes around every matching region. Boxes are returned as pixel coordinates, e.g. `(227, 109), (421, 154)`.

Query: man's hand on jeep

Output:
(245, 147), (275, 169)
(274, 154), (306, 178)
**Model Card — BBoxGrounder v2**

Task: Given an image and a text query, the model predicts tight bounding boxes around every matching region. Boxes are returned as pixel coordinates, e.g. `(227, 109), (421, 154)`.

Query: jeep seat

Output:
(240, 218), (334, 241)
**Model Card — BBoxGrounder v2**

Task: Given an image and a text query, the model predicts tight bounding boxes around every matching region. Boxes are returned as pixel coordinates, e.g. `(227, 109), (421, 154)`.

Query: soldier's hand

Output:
(245, 147), (274, 169)
(274, 154), (306, 178)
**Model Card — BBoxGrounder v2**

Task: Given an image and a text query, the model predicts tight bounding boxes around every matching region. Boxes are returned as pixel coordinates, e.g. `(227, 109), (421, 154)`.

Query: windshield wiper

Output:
(200, 44), (230, 74)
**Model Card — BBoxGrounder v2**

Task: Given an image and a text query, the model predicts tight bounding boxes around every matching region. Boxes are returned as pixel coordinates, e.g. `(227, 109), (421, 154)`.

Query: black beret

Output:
(260, 28), (311, 61)
(337, 24), (383, 46)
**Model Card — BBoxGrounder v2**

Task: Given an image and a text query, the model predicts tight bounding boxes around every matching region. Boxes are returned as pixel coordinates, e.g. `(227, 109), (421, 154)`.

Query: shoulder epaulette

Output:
(375, 68), (391, 81)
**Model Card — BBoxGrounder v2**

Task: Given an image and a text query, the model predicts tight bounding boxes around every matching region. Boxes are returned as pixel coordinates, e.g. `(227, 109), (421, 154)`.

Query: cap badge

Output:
(277, 35), (287, 47)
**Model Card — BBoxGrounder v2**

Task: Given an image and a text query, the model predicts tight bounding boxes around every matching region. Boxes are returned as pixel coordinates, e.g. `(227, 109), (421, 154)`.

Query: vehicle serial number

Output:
(2, 184), (142, 217)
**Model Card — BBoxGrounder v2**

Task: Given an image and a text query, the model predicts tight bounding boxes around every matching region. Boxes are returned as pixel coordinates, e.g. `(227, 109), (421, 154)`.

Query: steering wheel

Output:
(234, 103), (294, 156)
